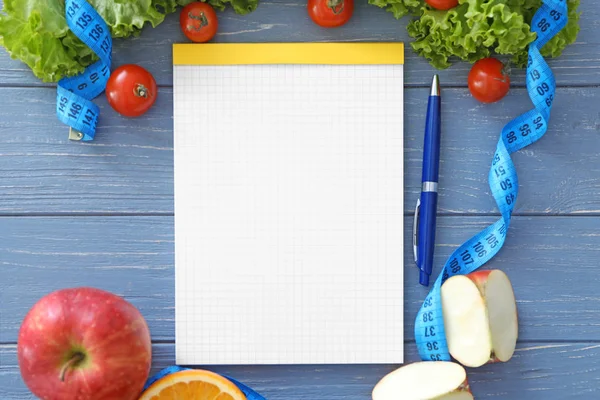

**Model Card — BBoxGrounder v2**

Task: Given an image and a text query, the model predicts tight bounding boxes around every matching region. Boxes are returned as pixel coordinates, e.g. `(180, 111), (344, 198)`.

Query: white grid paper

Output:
(174, 62), (404, 365)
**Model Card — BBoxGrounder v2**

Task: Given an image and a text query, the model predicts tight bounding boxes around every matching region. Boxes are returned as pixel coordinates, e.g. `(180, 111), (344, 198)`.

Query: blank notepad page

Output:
(173, 43), (405, 365)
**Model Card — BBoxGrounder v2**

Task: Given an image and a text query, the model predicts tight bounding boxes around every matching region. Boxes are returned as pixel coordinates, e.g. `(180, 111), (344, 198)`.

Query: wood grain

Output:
(1, 342), (599, 399)
(1, 1), (598, 398)
(1, 86), (599, 215)
(0, 1), (596, 88)
(2, 216), (600, 344)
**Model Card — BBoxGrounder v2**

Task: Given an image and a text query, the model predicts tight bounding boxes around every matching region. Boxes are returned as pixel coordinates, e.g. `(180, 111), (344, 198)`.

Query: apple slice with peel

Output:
(441, 269), (518, 368)
(372, 361), (473, 400)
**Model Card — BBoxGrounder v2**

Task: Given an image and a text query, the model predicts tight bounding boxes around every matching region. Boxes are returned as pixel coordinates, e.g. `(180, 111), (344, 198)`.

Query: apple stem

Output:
(59, 352), (85, 382)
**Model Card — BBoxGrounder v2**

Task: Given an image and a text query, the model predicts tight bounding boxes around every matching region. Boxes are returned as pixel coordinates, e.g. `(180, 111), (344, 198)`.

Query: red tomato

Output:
(180, 2), (218, 43)
(105, 64), (157, 118)
(425, 0), (459, 10)
(468, 57), (511, 104)
(308, 0), (354, 28)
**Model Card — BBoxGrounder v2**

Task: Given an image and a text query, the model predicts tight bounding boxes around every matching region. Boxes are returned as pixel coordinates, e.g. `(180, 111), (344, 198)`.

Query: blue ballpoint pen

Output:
(413, 74), (441, 287)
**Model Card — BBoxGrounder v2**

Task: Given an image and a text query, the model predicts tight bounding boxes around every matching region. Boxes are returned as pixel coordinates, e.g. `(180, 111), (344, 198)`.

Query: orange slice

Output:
(139, 369), (247, 400)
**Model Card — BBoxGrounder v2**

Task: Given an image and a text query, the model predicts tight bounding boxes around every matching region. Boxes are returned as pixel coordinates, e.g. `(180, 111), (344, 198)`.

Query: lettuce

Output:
(369, 0), (581, 69)
(367, 0), (421, 19)
(0, 0), (580, 82)
(178, 0), (257, 15)
(0, 0), (259, 83)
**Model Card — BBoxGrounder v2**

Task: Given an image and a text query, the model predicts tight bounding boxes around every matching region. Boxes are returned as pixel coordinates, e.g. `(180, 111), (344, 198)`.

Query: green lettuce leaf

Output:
(368, 0), (421, 19)
(371, 0), (581, 69)
(0, 0), (259, 83)
(177, 0), (258, 15)
(408, 1), (538, 69)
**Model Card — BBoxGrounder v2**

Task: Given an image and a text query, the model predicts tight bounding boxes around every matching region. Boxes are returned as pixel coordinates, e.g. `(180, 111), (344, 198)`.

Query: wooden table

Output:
(1, 1), (599, 399)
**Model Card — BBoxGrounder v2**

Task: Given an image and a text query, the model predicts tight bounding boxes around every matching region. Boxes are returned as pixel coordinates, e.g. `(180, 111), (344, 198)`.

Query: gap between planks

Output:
(0, 83), (599, 90)
(2, 339), (600, 347)
(3, 212), (600, 218)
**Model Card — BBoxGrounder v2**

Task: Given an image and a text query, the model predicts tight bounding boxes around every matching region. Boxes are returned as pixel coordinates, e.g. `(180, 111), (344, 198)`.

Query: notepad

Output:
(173, 43), (405, 365)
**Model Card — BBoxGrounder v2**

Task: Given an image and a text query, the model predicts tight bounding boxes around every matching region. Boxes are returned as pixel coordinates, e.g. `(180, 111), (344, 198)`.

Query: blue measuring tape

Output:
(56, 0), (112, 141)
(414, 0), (568, 362)
(142, 366), (267, 399)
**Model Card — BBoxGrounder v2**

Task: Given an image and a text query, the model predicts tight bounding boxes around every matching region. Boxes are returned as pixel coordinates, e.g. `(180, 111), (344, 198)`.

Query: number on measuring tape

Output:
(414, 0), (569, 362)
(56, 0), (112, 141)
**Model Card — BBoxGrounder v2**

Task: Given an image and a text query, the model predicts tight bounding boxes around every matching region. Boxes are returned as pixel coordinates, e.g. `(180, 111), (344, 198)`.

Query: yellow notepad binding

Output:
(173, 43), (404, 65)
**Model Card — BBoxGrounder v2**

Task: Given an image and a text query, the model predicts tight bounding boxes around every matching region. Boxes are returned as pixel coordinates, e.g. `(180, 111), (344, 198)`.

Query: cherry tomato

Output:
(105, 64), (157, 118)
(468, 57), (511, 104)
(308, 0), (354, 28)
(180, 2), (218, 43)
(425, 0), (459, 10)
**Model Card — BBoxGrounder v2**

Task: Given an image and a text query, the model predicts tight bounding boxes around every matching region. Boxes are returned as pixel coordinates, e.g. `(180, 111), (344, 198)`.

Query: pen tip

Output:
(430, 74), (440, 97)
(419, 270), (430, 287)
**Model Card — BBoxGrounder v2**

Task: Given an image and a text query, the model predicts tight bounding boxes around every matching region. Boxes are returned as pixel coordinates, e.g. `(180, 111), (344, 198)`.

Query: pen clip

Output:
(413, 197), (420, 266)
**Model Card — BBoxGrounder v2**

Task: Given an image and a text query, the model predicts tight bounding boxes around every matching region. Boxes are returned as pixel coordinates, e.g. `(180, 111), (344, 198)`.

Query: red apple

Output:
(441, 269), (519, 368)
(17, 287), (152, 400)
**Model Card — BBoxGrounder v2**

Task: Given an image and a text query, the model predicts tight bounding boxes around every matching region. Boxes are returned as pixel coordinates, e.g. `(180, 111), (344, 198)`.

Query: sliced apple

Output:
(441, 269), (518, 368)
(372, 361), (473, 400)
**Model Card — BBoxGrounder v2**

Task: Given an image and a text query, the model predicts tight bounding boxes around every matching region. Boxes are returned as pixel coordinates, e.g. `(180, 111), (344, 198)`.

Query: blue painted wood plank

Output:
(0, 86), (598, 215)
(0, 1), (595, 87)
(1, 342), (599, 399)
(0, 1), (596, 399)
(2, 216), (600, 344)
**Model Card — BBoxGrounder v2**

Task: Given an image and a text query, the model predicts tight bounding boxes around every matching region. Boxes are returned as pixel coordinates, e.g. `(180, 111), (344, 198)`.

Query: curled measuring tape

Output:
(414, 0), (568, 362)
(56, 0), (112, 141)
